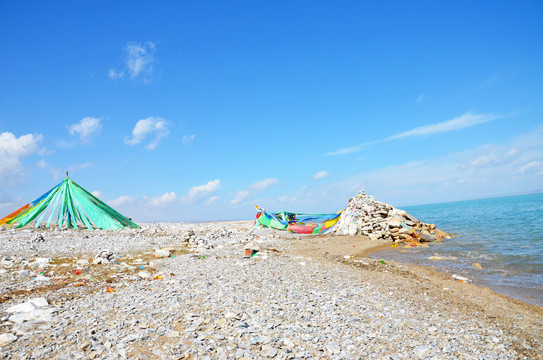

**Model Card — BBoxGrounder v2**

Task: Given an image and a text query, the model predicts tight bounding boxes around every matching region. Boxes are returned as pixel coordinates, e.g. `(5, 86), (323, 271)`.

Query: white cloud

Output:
(109, 195), (135, 208)
(91, 190), (103, 199)
(387, 112), (500, 140)
(182, 134), (196, 144)
(125, 117), (169, 150)
(187, 180), (221, 201)
(0, 132), (43, 157)
(519, 160), (542, 174)
(326, 143), (372, 156)
(79, 162), (94, 169)
(205, 196), (219, 205)
(126, 42), (156, 81)
(148, 192), (177, 206)
(306, 126), (543, 209)
(230, 190), (251, 204)
(36, 159), (62, 180)
(0, 132), (43, 183)
(313, 171), (330, 180)
(36, 159), (48, 169)
(248, 178), (279, 191)
(230, 178), (280, 204)
(327, 112), (501, 157)
(109, 41), (157, 83)
(69, 117), (102, 141)
(416, 94), (425, 103)
(108, 69), (124, 80)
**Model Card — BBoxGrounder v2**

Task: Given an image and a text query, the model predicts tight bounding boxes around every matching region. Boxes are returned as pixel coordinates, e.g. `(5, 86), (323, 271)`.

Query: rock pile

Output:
(92, 250), (118, 264)
(336, 190), (450, 243)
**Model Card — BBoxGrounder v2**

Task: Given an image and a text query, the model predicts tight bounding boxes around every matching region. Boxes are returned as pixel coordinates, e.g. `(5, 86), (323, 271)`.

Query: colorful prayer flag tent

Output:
(0, 176), (139, 230)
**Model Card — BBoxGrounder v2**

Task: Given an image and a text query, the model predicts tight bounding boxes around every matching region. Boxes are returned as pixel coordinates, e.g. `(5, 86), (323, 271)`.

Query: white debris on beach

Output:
(0, 222), (541, 359)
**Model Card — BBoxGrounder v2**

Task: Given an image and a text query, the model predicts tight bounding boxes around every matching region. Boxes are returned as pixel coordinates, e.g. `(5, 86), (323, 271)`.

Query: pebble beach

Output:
(1, 222), (542, 359)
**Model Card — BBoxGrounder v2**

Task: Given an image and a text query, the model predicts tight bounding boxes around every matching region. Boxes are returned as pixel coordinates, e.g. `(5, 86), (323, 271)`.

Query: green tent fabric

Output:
(0, 177), (139, 230)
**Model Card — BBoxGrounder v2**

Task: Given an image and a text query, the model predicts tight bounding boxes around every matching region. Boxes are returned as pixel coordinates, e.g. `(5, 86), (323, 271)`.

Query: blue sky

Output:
(1, 1), (542, 222)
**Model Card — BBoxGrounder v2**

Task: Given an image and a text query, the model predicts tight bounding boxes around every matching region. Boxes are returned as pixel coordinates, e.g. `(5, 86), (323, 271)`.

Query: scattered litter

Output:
(452, 274), (471, 283)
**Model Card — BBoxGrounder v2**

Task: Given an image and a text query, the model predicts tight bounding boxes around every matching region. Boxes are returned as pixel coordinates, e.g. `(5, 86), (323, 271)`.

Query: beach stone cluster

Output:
(0, 222), (541, 359)
(336, 191), (449, 242)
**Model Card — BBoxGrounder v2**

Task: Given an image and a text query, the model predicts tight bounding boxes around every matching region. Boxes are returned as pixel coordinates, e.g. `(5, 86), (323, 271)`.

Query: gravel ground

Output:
(0, 222), (541, 359)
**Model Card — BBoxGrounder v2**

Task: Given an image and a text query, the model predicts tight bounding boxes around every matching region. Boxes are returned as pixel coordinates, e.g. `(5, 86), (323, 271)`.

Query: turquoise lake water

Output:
(372, 193), (543, 306)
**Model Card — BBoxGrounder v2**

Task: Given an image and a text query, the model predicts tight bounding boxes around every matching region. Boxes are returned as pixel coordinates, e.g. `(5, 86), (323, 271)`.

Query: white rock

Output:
(28, 257), (51, 269)
(154, 249), (170, 258)
(7, 297), (48, 314)
(6, 302), (35, 314)
(9, 309), (53, 324)
(282, 338), (295, 350)
(1, 260), (14, 267)
(0, 333), (17, 346)
(165, 330), (180, 338)
(413, 345), (429, 358)
(76, 259), (89, 266)
(137, 271), (152, 280)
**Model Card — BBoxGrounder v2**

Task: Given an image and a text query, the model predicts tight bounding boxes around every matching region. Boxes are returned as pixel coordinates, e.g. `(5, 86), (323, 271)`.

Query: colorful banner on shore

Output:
(255, 205), (342, 234)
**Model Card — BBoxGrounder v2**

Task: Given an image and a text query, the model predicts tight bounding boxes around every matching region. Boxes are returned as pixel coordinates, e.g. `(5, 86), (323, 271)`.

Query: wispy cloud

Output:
(182, 134), (196, 144)
(231, 178), (279, 204)
(79, 162), (94, 169)
(230, 190), (251, 205)
(306, 126), (543, 209)
(125, 117), (169, 150)
(109, 195), (135, 208)
(416, 94), (425, 103)
(387, 112), (499, 140)
(313, 170), (330, 180)
(326, 112), (501, 157)
(126, 42), (156, 80)
(148, 192), (177, 206)
(519, 160), (542, 174)
(325, 142), (373, 156)
(91, 190), (103, 199)
(36, 159), (62, 180)
(248, 178), (279, 191)
(186, 180), (221, 202)
(205, 196), (219, 205)
(109, 41), (157, 83)
(69, 117), (102, 141)
(108, 69), (124, 81)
